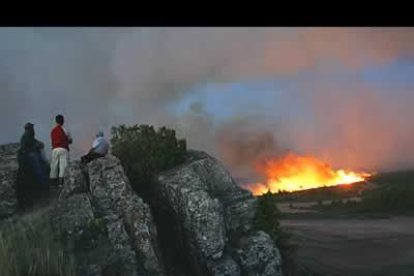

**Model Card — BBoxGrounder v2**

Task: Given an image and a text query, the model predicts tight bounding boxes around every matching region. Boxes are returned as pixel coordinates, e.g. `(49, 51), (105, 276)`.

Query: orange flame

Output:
(249, 152), (372, 195)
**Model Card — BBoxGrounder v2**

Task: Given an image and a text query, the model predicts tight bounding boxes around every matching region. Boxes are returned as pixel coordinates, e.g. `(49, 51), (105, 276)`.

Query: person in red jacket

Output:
(50, 114), (72, 187)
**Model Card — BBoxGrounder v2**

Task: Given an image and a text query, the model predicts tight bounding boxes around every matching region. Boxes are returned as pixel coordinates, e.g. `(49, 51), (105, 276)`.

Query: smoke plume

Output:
(1, 28), (414, 184)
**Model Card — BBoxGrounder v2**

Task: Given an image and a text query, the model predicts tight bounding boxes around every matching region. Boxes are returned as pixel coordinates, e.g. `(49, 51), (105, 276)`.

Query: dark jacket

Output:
(19, 130), (42, 167)
(20, 130), (40, 153)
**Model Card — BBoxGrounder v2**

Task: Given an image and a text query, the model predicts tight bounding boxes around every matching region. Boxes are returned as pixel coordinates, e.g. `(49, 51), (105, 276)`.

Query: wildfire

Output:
(249, 152), (372, 195)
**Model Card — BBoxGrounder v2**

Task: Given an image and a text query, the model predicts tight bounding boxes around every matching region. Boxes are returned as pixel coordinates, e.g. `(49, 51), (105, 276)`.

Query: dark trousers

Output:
(81, 152), (104, 164)
(16, 152), (50, 208)
(26, 152), (49, 184)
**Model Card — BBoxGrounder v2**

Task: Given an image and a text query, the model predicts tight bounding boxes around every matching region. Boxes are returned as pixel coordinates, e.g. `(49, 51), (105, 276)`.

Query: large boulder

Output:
(233, 231), (283, 276)
(53, 155), (166, 276)
(1, 141), (283, 276)
(87, 156), (166, 276)
(0, 143), (19, 218)
(151, 150), (283, 276)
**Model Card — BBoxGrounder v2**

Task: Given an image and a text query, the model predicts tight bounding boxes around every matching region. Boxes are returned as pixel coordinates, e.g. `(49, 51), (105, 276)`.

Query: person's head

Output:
(96, 132), (104, 138)
(56, 114), (64, 125)
(24, 122), (35, 135)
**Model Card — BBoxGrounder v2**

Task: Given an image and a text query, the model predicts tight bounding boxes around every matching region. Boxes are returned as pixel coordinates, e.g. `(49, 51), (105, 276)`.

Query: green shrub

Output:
(253, 190), (300, 276)
(361, 170), (414, 214)
(0, 208), (75, 276)
(361, 184), (414, 214)
(111, 124), (187, 194)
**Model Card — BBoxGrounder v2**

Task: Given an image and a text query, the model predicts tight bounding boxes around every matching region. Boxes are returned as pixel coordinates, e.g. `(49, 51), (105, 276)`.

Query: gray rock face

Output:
(207, 255), (241, 276)
(53, 155), (166, 276)
(0, 143), (19, 218)
(59, 160), (88, 199)
(53, 193), (94, 239)
(234, 231), (283, 276)
(156, 171), (226, 252)
(87, 156), (165, 276)
(152, 150), (283, 276)
(1, 142), (283, 276)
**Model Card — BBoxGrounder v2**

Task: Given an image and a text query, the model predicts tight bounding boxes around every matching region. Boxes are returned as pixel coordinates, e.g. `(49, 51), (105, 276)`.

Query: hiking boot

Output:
(50, 178), (57, 186)
(58, 178), (65, 188)
(50, 178), (60, 189)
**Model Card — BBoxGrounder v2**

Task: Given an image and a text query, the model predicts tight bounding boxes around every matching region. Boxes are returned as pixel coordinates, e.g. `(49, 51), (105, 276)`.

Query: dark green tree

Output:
(253, 190), (299, 276)
(111, 124), (187, 195)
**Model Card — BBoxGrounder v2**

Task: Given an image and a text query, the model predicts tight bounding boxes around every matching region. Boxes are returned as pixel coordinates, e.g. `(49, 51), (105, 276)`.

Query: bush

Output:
(253, 191), (300, 276)
(360, 170), (414, 214)
(0, 208), (75, 276)
(111, 124), (187, 194)
(361, 184), (414, 214)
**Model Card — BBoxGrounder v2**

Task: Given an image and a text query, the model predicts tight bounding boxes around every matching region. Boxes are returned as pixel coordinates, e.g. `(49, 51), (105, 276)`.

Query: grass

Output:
(0, 207), (75, 276)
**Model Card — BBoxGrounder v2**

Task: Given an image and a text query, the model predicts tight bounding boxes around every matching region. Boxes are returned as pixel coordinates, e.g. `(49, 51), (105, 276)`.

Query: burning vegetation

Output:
(248, 152), (372, 195)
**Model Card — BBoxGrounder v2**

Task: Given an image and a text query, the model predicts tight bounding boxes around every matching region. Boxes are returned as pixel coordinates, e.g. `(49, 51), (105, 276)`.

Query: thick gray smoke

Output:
(1, 28), (414, 182)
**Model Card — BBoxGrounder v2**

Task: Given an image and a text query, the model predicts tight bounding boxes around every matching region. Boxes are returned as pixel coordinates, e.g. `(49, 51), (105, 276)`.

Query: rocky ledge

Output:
(52, 156), (166, 276)
(148, 150), (283, 276)
(0, 144), (283, 276)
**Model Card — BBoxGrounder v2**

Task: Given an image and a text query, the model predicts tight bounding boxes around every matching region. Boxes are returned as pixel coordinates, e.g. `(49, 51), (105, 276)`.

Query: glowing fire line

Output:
(248, 153), (372, 195)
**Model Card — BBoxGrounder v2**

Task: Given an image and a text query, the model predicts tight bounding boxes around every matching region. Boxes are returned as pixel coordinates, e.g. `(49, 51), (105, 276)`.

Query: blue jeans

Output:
(26, 152), (49, 184)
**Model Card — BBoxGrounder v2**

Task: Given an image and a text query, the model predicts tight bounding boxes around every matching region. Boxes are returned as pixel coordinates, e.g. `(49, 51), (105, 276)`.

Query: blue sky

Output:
(172, 57), (414, 124)
(361, 58), (414, 90)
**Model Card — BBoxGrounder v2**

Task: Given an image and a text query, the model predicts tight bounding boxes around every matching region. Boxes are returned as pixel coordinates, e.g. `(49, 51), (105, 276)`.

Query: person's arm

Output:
(92, 139), (100, 150)
(21, 133), (35, 151)
(33, 139), (44, 150)
(62, 127), (73, 144)
(88, 139), (100, 154)
(51, 130), (54, 148)
(67, 131), (73, 144)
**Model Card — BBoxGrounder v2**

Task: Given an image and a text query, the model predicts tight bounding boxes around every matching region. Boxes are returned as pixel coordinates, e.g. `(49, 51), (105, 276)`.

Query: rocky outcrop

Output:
(53, 156), (166, 276)
(150, 150), (283, 276)
(233, 231), (283, 276)
(1, 142), (283, 276)
(0, 143), (19, 218)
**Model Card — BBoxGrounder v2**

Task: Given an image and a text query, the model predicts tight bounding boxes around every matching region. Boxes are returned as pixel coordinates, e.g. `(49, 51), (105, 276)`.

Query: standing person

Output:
(17, 122), (50, 207)
(81, 131), (110, 164)
(19, 123), (49, 185)
(50, 114), (72, 187)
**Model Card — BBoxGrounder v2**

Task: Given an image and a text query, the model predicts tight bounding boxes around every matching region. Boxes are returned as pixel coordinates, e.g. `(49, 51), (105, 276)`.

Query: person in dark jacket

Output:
(19, 123), (49, 185)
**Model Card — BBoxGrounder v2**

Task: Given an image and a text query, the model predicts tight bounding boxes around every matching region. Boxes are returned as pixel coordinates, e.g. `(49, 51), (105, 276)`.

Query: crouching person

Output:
(81, 132), (109, 165)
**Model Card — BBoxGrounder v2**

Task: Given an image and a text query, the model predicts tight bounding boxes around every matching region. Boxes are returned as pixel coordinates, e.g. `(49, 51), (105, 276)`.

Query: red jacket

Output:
(51, 125), (70, 151)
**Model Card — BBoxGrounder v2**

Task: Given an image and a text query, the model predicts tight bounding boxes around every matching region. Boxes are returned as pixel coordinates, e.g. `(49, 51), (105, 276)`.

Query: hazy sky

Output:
(1, 27), (414, 182)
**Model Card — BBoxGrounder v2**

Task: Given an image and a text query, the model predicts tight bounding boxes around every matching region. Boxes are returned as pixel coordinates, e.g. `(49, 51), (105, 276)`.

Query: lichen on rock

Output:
(151, 150), (283, 276)
(53, 155), (166, 276)
(1, 143), (283, 276)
